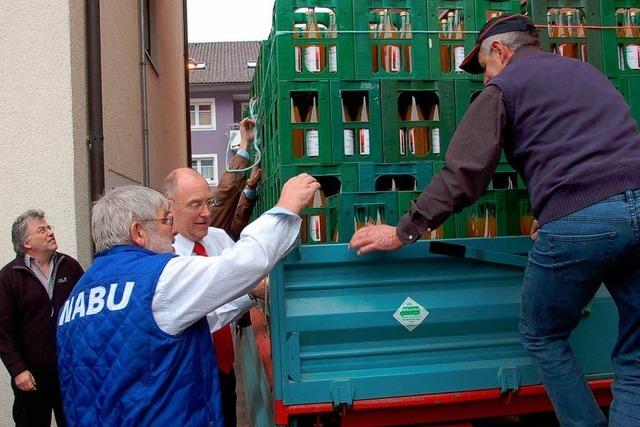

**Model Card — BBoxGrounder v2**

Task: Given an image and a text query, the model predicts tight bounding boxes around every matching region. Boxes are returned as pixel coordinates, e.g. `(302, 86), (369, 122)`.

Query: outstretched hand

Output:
(530, 219), (540, 240)
(239, 118), (255, 151)
(276, 173), (321, 215)
(348, 225), (405, 255)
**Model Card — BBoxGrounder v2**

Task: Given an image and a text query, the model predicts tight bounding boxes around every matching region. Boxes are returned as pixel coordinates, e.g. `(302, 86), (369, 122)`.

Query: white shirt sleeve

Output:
(153, 209), (300, 335)
(205, 294), (255, 333)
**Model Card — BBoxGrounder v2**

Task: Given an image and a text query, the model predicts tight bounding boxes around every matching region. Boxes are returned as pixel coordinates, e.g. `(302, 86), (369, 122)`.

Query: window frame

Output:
(143, 0), (159, 73)
(190, 98), (216, 130)
(191, 154), (219, 186)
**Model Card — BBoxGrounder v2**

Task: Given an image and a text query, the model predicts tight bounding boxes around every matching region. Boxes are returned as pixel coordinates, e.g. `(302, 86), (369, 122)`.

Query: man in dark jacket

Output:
(0, 210), (83, 426)
(350, 14), (640, 427)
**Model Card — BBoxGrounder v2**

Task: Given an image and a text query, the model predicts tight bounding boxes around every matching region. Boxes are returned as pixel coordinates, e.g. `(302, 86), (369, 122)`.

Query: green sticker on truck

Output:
(393, 297), (429, 332)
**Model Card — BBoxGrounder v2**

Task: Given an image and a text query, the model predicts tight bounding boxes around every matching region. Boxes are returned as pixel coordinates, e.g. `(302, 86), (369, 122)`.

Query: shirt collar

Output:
(24, 252), (56, 268)
(173, 233), (198, 256)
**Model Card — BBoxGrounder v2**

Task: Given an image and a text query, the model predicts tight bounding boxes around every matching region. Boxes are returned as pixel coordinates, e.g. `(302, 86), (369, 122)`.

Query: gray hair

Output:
(11, 209), (45, 255)
(161, 170), (178, 199)
(91, 185), (169, 253)
(479, 31), (540, 55)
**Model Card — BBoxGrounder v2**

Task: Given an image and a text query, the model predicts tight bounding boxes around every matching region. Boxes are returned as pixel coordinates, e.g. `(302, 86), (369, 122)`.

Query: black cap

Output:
(459, 14), (537, 74)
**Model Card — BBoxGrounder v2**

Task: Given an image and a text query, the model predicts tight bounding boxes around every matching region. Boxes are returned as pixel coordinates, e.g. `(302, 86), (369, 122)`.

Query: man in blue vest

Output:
(56, 174), (318, 426)
(350, 14), (640, 427)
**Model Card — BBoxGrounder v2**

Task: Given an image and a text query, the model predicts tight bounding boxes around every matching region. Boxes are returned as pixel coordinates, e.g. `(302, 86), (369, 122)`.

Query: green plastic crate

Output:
(328, 191), (400, 243)
(277, 163), (360, 193)
(272, 0), (354, 31)
(425, 0), (519, 80)
(276, 80), (333, 165)
(299, 205), (339, 245)
(432, 161), (526, 237)
(453, 79), (484, 124)
(611, 75), (640, 127)
(269, 0), (357, 81)
(330, 80), (384, 163)
(380, 79), (456, 162)
(396, 190), (457, 238)
(357, 161), (433, 192)
(454, 189), (520, 237)
(426, 0), (480, 79)
(490, 163), (527, 190)
(352, 1), (429, 79)
(516, 189), (535, 237)
(598, 0), (640, 77)
(528, 0), (604, 70)
(474, 0), (522, 25)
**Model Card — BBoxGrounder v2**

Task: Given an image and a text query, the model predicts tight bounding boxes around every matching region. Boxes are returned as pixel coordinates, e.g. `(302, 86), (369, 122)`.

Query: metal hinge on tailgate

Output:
(330, 380), (354, 407)
(286, 333), (301, 381)
(498, 366), (521, 396)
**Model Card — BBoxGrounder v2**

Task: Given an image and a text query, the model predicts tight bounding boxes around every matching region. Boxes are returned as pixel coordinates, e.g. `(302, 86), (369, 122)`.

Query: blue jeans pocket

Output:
(547, 231), (616, 284)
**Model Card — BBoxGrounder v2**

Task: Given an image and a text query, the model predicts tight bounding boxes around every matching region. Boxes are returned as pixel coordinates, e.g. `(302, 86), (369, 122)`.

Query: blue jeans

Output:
(520, 189), (640, 427)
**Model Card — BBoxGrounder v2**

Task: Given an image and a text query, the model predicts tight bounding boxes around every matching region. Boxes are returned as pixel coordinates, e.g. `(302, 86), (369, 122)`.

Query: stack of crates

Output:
(251, 0), (639, 245)
(527, 0), (640, 124)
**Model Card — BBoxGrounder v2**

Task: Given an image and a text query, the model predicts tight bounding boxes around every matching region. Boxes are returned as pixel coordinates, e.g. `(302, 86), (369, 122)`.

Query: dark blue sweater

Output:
(490, 48), (640, 224)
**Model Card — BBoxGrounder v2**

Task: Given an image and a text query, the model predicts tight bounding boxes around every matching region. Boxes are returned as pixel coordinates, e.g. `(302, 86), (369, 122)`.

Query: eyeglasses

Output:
(186, 197), (217, 212)
(143, 217), (174, 226)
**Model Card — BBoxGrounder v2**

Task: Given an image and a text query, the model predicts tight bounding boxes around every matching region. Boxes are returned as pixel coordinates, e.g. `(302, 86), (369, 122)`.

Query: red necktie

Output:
(193, 241), (235, 374)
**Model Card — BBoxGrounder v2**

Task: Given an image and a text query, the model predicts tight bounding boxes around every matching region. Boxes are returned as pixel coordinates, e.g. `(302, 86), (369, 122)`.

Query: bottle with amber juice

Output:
(342, 100), (355, 156)
(305, 96), (319, 157)
(405, 95), (428, 156)
(621, 8), (640, 70)
(452, 10), (465, 72)
(399, 10), (412, 72)
(291, 97), (304, 158)
(303, 8), (325, 73)
(370, 10), (385, 73)
(358, 96), (370, 155)
(326, 11), (338, 73)
(439, 16), (451, 73)
(380, 9), (401, 73)
(307, 189), (327, 243)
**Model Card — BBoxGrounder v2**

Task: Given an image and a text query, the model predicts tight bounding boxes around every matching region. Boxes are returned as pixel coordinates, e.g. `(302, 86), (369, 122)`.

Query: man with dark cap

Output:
(350, 13), (640, 427)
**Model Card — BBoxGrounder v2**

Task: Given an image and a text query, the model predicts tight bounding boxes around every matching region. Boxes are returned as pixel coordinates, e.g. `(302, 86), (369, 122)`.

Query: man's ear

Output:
(492, 40), (512, 64)
(130, 221), (147, 247)
(166, 199), (177, 219)
(490, 40), (504, 56)
(23, 239), (32, 251)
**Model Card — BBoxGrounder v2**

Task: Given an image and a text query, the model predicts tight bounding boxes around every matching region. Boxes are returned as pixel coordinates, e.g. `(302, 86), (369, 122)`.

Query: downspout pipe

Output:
(139, 0), (150, 186)
(86, 0), (105, 203)
(183, 0), (192, 166)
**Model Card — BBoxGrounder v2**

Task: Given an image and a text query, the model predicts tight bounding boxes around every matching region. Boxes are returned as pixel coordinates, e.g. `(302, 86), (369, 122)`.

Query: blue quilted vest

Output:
(56, 245), (224, 427)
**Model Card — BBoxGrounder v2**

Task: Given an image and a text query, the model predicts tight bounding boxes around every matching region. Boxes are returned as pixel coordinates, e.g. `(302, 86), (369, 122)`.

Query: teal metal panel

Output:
(269, 238), (616, 406)
(239, 330), (276, 427)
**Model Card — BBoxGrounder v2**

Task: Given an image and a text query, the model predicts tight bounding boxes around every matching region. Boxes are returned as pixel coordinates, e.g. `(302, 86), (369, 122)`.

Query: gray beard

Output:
(148, 233), (175, 254)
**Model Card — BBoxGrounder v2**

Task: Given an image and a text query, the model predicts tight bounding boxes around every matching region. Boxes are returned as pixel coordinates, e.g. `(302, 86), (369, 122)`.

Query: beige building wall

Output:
(0, 1), (90, 424)
(102, 0), (188, 191)
(147, 1), (189, 189)
(0, 1), (187, 424)
(101, 0), (144, 188)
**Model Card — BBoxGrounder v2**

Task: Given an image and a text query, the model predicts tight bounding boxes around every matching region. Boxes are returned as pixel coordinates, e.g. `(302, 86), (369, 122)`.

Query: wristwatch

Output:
(243, 187), (257, 199)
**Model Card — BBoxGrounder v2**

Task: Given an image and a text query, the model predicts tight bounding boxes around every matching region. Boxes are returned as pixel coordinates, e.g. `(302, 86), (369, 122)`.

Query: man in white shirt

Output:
(164, 166), (263, 427)
(56, 175), (318, 426)
(162, 118), (264, 426)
